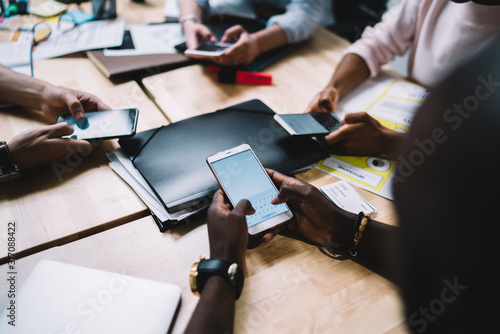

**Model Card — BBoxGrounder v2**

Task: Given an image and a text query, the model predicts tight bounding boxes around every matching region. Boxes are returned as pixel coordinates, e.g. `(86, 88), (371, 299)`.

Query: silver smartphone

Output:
(56, 108), (139, 140)
(274, 112), (342, 137)
(184, 42), (233, 59)
(206, 144), (293, 235)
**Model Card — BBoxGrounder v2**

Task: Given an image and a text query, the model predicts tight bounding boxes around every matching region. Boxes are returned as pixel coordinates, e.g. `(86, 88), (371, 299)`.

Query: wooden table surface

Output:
(142, 27), (351, 123)
(0, 215), (408, 334)
(0, 57), (168, 263)
(1, 4), (408, 333)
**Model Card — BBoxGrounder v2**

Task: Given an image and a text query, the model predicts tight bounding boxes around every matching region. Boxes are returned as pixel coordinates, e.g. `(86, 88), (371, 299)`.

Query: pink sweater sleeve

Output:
(343, 0), (421, 78)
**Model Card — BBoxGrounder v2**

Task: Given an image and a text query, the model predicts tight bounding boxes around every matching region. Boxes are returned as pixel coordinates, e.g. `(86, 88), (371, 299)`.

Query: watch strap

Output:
(196, 258), (244, 300)
(0, 141), (21, 182)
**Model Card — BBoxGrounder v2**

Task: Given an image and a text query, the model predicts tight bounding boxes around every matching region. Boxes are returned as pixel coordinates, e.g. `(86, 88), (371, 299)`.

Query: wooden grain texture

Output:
(0, 58), (168, 264)
(142, 27), (351, 123)
(0, 216), (409, 334)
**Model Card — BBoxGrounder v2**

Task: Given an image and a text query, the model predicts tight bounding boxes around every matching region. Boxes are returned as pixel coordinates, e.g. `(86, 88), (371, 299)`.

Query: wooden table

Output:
(0, 14), (408, 334)
(142, 27), (351, 123)
(0, 215), (408, 334)
(0, 57), (168, 263)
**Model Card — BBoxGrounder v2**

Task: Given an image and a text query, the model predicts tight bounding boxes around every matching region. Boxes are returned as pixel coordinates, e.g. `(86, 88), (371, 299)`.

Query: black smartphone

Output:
(273, 112), (342, 137)
(56, 108), (139, 140)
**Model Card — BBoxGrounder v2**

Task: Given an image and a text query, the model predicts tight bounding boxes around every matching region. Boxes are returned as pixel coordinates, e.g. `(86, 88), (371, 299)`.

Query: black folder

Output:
(119, 100), (328, 213)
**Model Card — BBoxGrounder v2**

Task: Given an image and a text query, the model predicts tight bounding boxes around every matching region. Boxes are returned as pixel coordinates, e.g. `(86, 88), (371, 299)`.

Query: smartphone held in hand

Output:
(56, 108), (139, 140)
(184, 42), (233, 59)
(274, 112), (342, 137)
(207, 144), (293, 235)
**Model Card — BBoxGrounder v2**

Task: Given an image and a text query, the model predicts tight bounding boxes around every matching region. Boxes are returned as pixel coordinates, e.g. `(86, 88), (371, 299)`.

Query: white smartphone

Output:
(56, 108), (139, 140)
(207, 144), (293, 235)
(184, 42), (233, 59)
(274, 112), (342, 137)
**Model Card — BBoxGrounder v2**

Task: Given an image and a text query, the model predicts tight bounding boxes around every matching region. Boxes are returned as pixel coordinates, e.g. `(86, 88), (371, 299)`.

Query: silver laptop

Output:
(0, 260), (181, 334)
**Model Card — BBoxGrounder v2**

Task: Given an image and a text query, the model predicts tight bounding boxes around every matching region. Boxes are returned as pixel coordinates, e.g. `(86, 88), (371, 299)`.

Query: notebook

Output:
(119, 99), (329, 213)
(86, 49), (193, 79)
(0, 260), (181, 334)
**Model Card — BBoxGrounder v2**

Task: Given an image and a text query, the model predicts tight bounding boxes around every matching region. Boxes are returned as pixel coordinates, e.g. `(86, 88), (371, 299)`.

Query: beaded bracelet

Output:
(350, 212), (371, 257)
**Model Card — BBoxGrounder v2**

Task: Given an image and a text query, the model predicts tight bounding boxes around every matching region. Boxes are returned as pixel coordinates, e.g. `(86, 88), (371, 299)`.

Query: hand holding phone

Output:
(56, 108), (139, 140)
(184, 42), (233, 59)
(207, 144), (293, 235)
(274, 112), (342, 137)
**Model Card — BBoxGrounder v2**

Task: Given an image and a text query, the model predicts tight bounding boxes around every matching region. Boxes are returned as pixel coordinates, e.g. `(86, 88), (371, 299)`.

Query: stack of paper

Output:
(0, 18), (125, 72)
(107, 149), (207, 226)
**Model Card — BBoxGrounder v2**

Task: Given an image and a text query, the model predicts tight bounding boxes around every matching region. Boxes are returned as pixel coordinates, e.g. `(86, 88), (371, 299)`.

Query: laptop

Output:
(0, 260), (181, 333)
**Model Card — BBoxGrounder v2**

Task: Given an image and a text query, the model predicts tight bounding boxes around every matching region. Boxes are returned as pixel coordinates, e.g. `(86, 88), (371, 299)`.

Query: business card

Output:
(320, 180), (376, 215)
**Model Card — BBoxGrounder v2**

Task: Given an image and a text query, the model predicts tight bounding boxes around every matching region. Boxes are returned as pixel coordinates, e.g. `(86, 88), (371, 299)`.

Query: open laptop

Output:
(0, 260), (181, 334)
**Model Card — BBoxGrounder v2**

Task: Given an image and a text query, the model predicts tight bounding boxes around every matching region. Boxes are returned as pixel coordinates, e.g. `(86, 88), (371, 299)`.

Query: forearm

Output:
(184, 275), (236, 334)
(356, 219), (398, 276)
(326, 53), (370, 100)
(382, 128), (407, 159)
(253, 25), (288, 55)
(0, 65), (51, 110)
(179, 0), (204, 21)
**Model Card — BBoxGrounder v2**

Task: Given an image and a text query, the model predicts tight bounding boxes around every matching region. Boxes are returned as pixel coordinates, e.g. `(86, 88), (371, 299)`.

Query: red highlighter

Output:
(208, 65), (273, 85)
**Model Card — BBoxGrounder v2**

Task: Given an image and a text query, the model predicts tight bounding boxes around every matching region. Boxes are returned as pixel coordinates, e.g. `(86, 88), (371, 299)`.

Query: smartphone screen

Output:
(57, 108), (138, 140)
(196, 43), (228, 52)
(185, 42), (233, 58)
(207, 145), (292, 234)
(274, 113), (341, 136)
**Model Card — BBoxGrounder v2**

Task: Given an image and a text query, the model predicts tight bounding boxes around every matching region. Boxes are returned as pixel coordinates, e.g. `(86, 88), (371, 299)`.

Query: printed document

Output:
(315, 76), (430, 200)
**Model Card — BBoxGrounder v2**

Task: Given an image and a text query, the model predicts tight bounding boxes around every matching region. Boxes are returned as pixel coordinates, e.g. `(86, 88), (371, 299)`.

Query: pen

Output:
(0, 26), (31, 31)
(0, 26), (32, 31)
(0, 0), (6, 17)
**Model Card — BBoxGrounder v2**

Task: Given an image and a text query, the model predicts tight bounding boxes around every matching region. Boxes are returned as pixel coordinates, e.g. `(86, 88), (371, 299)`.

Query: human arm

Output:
(214, 0), (322, 66)
(321, 112), (406, 158)
(184, 191), (254, 334)
(305, 53), (371, 113)
(265, 169), (397, 269)
(7, 123), (94, 170)
(305, 55), (405, 157)
(0, 65), (109, 121)
(306, 0), (419, 113)
(215, 24), (287, 66)
(179, 0), (216, 49)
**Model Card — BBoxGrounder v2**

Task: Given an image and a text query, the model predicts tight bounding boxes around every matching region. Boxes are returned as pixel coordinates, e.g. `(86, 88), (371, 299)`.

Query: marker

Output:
(207, 65), (273, 85)
(7, 0), (17, 15)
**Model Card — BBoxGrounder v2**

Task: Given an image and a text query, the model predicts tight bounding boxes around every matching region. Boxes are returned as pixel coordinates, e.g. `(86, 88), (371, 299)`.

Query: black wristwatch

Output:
(0, 141), (21, 183)
(189, 256), (244, 300)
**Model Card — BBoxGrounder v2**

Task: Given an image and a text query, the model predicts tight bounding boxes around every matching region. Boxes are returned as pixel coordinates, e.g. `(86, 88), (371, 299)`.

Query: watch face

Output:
(227, 263), (239, 285)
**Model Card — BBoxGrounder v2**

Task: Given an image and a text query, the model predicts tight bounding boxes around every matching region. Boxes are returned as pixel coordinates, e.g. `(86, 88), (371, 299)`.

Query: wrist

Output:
(210, 247), (240, 267)
(180, 15), (201, 31)
(38, 81), (55, 111)
(331, 208), (358, 246)
(382, 128), (406, 158)
(0, 141), (22, 183)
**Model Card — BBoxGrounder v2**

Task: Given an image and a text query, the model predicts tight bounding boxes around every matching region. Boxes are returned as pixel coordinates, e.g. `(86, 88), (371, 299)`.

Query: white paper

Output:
(103, 24), (184, 57)
(0, 41), (31, 68)
(7, 19), (125, 61)
(320, 180), (376, 215)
